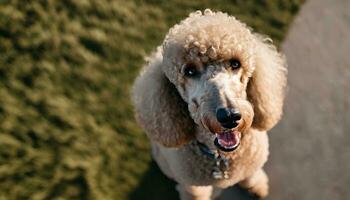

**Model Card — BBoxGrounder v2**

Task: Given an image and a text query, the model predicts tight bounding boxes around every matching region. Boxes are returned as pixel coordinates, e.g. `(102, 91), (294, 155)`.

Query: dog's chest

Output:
(176, 142), (241, 185)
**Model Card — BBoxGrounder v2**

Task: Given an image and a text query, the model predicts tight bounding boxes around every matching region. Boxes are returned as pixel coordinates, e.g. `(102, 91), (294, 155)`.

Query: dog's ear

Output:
(247, 35), (287, 131)
(132, 52), (195, 147)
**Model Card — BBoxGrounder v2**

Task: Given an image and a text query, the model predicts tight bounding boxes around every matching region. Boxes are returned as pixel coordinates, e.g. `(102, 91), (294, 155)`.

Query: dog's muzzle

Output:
(214, 108), (242, 152)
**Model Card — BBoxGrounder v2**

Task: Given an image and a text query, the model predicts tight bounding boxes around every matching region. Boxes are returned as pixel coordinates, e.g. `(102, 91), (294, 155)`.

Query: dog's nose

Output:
(216, 108), (241, 129)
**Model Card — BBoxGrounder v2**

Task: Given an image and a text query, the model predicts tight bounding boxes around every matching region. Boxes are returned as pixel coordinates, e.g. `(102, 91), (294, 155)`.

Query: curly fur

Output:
(132, 9), (286, 199)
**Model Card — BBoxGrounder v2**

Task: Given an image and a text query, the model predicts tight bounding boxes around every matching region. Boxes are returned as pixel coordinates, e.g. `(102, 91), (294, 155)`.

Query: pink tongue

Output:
(217, 131), (238, 148)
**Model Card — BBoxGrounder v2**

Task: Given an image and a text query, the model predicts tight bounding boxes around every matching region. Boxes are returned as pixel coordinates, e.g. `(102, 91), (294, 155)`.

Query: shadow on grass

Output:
(219, 186), (259, 200)
(129, 160), (179, 200)
(129, 160), (257, 200)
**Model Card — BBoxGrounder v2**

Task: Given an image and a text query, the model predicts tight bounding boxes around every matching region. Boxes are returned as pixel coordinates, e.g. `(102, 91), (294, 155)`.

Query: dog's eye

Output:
(229, 59), (241, 70)
(183, 63), (198, 77)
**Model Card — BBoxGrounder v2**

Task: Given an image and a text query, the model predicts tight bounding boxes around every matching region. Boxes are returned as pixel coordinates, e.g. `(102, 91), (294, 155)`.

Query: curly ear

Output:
(247, 35), (287, 131)
(132, 51), (195, 147)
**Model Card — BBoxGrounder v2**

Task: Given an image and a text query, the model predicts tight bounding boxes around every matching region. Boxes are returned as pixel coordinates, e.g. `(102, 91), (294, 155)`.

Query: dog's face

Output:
(162, 11), (258, 151)
(178, 49), (255, 151)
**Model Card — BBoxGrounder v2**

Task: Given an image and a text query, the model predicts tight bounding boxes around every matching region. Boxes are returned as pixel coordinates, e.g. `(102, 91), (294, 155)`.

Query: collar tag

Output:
(194, 140), (230, 179)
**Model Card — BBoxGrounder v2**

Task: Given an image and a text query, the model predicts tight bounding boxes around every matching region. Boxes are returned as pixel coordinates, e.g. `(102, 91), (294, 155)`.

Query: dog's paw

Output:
(247, 180), (269, 199)
(239, 169), (269, 199)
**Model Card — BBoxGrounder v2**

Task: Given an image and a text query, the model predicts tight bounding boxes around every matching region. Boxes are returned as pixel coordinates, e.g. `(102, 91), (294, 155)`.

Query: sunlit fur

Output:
(132, 9), (286, 199)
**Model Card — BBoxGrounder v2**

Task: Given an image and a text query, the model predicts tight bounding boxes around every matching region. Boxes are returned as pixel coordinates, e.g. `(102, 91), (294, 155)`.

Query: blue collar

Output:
(194, 140), (218, 159)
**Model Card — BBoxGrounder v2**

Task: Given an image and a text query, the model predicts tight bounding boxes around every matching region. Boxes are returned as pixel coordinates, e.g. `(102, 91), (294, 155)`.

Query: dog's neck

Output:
(191, 127), (236, 180)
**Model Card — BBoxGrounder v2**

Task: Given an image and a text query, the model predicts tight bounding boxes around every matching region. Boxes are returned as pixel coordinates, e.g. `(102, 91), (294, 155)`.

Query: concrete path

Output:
(221, 0), (350, 199)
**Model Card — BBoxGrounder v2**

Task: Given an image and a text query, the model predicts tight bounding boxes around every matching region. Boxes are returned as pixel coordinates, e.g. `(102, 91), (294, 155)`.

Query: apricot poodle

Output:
(132, 9), (287, 200)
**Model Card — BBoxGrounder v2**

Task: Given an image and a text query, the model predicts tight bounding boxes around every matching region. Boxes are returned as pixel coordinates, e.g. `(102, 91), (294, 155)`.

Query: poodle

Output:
(132, 9), (286, 200)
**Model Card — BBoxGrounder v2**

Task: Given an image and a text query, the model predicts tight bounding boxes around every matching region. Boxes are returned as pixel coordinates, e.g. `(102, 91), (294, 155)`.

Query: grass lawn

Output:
(0, 0), (303, 199)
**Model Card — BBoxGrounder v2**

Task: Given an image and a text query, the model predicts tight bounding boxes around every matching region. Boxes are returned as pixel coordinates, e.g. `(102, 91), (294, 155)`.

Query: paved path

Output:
(221, 0), (350, 199)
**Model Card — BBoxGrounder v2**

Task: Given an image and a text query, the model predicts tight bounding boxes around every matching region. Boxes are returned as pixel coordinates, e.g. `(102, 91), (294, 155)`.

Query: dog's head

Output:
(133, 10), (286, 150)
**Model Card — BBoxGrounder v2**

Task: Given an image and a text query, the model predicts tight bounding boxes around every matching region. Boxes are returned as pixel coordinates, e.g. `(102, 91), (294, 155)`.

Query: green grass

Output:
(0, 0), (303, 199)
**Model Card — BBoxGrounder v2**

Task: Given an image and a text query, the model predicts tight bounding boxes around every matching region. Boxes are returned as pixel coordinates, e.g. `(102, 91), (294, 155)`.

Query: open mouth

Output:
(214, 130), (241, 152)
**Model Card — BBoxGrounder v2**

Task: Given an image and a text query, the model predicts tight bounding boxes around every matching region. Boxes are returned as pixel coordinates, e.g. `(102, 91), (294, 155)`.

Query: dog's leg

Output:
(238, 168), (269, 198)
(176, 184), (214, 200)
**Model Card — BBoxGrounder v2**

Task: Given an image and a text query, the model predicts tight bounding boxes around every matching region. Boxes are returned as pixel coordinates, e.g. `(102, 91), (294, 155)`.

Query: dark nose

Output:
(216, 108), (241, 129)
